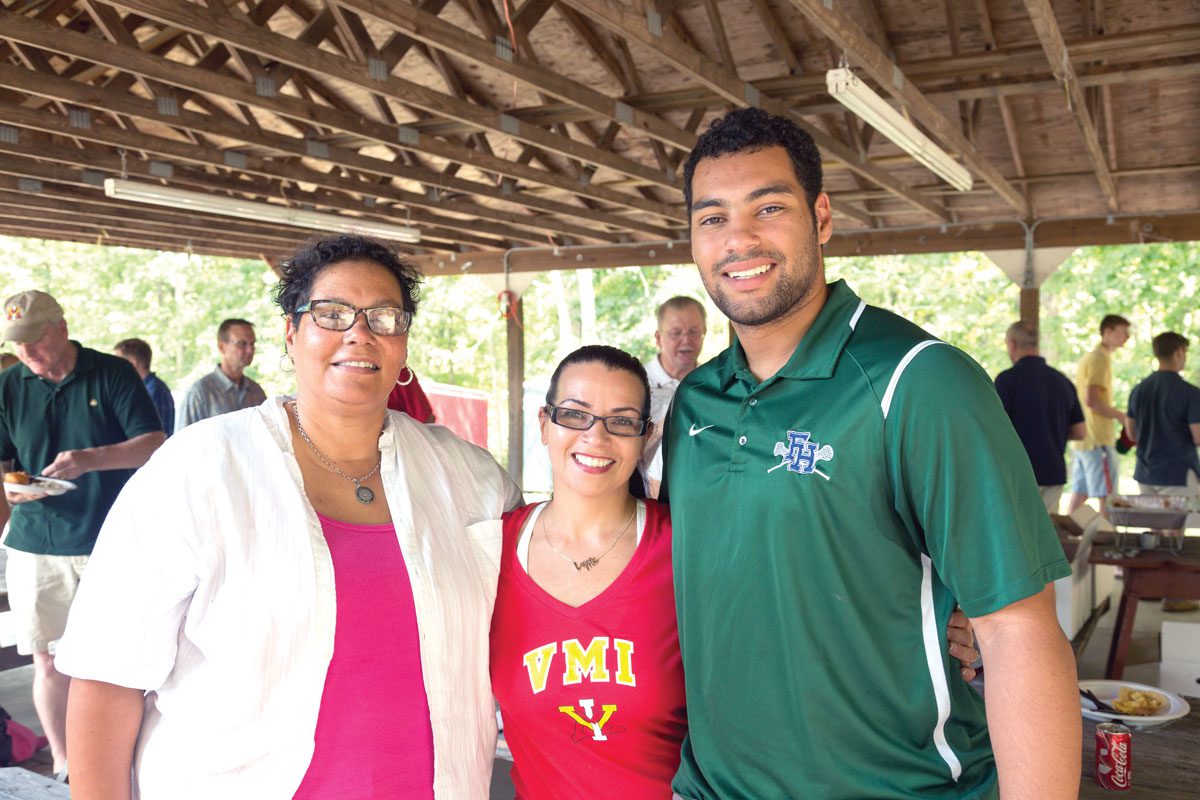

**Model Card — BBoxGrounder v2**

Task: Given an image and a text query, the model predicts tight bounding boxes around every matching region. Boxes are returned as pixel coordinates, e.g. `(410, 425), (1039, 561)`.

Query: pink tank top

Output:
(293, 513), (435, 800)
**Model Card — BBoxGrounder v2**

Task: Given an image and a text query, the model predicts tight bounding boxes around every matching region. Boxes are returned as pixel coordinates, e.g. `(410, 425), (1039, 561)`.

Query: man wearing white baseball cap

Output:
(0, 289), (165, 776)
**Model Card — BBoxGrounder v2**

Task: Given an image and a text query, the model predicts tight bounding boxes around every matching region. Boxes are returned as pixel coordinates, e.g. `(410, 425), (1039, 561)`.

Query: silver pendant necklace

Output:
(541, 504), (637, 572)
(290, 402), (382, 504)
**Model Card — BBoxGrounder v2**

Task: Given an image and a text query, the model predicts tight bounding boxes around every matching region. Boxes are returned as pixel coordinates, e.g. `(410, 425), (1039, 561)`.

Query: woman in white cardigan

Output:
(57, 235), (522, 799)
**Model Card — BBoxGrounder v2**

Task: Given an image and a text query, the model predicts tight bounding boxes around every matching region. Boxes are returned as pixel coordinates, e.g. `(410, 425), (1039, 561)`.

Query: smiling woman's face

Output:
(540, 360), (649, 500)
(284, 258), (409, 414)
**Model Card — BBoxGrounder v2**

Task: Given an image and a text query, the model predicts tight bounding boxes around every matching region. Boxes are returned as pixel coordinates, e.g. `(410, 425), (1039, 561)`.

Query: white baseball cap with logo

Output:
(1, 290), (65, 343)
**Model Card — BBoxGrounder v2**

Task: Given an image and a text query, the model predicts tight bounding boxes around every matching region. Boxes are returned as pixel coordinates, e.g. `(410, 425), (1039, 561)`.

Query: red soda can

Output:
(1095, 722), (1132, 790)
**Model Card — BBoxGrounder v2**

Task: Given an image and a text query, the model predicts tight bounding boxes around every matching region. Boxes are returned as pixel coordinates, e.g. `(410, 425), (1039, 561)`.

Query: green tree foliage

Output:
(3, 235), (1197, 464)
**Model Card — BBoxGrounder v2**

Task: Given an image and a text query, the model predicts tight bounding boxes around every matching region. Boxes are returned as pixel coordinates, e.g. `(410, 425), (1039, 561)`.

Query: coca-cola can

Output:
(1095, 722), (1132, 790)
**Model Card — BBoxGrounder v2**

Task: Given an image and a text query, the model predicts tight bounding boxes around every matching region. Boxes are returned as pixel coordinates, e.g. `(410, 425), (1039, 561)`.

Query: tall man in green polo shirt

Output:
(662, 109), (1078, 799)
(0, 290), (165, 775)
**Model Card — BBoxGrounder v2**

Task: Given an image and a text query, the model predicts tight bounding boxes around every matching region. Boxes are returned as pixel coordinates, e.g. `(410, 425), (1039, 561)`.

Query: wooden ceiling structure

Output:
(0, 0), (1198, 277)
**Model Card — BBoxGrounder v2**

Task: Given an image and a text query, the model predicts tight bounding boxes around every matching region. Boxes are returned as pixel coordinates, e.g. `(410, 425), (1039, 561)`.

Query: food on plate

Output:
(1112, 687), (1168, 716)
(4, 471), (30, 485)
(1110, 498), (1133, 508)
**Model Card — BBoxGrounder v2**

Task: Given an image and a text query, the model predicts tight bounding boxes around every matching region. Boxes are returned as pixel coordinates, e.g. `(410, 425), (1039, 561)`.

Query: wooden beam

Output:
(555, 0), (951, 222)
(781, 0), (1028, 217)
(331, 0), (695, 152)
(103, 0), (679, 191)
(505, 290), (524, 487)
(1020, 0), (1120, 211)
(0, 10), (680, 222)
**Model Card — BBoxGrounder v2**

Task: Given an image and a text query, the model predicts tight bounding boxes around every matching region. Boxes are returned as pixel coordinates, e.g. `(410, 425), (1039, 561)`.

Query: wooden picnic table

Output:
(1088, 536), (1200, 678)
(1078, 698), (1200, 798)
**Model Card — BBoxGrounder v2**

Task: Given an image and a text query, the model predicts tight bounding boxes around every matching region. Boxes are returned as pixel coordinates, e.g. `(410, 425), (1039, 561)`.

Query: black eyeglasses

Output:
(296, 300), (412, 337)
(544, 404), (649, 437)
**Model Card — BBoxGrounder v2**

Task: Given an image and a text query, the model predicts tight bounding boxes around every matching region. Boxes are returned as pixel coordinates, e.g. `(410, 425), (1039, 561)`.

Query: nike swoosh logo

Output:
(689, 424), (714, 436)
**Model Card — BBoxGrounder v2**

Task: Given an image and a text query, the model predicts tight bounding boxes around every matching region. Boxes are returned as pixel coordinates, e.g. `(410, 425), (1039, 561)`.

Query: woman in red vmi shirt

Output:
(490, 345), (686, 799)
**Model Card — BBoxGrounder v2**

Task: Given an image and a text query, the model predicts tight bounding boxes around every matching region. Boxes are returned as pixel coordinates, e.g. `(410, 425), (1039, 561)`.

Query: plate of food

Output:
(1079, 680), (1191, 729)
(2, 472), (76, 496)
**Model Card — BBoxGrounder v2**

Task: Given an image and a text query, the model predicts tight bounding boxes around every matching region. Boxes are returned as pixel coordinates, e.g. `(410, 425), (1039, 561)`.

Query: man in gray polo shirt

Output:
(177, 318), (266, 430)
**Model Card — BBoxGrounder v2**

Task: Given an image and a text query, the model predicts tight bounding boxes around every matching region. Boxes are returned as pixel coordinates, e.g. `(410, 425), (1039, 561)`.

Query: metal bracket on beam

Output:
(499, 114), (521, 136)
(363, 197), (376, 207)
(367, 56), (388, 81)
(148, 160), (174, 178)
(646, 9), (662, 37)
(500, 180), (515, 196)
(155, 95), (179, 117)
(0, 125), (17, 145)
(426, 187), (439, 202)
(495, 35), (514, 63)
(614, 101), (634, 126)
(305, 138), (331, 159)
(68, 107), (91, 129)
(80, 169), (105, 186)
(892, 66), (905, 90)
(254, 75), (276, 98)
(17, 178), (42, 193)
(396, 125), (420, 147)
(744, 83), (762, 107)
(223, 150), (247, 169)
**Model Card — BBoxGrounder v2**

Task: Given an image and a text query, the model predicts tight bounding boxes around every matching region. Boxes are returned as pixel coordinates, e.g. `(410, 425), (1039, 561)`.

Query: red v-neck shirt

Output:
(490, 499), (687, 800)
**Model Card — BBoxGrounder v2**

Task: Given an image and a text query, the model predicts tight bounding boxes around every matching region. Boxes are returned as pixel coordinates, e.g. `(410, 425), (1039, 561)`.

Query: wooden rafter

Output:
(555, 0), (950, 222)
(781, 0), (1029, 217)
(1020, 0), (1120, 211)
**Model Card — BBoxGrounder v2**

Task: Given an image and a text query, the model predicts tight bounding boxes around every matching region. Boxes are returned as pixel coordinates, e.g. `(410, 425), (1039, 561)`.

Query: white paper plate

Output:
(1080, 679), (1191, 729)
(3, 477), (77, 496)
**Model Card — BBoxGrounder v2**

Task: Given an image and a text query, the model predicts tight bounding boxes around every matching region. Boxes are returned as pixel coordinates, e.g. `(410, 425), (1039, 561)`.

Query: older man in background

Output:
(0, 290), (164, 775)
(177, 318), (265, 430)
(643, 296), (706, 497)
(995, 321), (1086, 513)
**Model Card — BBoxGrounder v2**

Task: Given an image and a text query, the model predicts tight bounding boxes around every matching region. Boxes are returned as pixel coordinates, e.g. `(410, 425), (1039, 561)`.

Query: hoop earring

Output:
(396, 365), (414, 386)
(280, 351), (295, 375)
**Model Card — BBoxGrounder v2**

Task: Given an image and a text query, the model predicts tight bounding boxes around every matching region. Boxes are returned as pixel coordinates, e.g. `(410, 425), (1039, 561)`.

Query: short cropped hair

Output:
(1005, 321), (1038, 350)
(274, 234), (422, 322)
(1152, 331), (1189, 360)
(682, 107), (823, 215)
(217, 318), (254, 341)
(1099, 314), (1131, 334)
(113, 338), (153, 370)
(656, 296), (706, 327)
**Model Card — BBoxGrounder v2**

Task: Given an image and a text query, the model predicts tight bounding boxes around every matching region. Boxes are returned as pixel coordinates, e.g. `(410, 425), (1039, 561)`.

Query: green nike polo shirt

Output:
(662, 280), (1069, 800)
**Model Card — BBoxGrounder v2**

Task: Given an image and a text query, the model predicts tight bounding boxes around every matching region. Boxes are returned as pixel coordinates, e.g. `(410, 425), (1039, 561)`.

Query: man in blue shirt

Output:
(1127, 332), (1200, 489)
(994, 321), (1086, 512)
(114, 338), (175, 436)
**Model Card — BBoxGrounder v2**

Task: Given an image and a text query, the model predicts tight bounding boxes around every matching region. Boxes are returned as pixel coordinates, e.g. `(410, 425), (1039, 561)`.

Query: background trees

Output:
(2, 234), (1196, 468)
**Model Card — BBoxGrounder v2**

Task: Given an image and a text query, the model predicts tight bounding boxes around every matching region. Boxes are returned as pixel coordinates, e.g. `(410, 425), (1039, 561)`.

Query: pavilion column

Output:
(506, 290), (525, 488)
(1020, 286), (1040, 334)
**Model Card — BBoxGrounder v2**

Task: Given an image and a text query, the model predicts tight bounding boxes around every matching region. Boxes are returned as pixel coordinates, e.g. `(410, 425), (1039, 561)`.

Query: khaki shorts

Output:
(4, 548), (88, 655)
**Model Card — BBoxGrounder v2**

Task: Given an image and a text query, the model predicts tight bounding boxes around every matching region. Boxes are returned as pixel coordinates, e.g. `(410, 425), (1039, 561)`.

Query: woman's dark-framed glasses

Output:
(296, 300), (412, 336)
(544, 404), (648, 437)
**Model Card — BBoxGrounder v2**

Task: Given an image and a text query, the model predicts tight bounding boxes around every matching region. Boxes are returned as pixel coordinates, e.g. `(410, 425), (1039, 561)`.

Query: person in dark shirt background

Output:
(995, 321), (1086, 513)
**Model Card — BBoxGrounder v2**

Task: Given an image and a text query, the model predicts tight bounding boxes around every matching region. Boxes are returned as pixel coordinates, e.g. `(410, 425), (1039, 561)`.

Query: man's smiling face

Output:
(688, 146), (832, 330)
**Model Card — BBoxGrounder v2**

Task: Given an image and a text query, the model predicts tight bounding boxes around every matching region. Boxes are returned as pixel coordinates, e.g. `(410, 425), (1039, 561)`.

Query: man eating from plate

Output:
(0, 290), (164, 777)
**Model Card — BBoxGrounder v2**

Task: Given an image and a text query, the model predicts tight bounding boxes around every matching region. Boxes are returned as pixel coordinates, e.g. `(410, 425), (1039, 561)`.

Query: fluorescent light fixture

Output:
(103, 178), (421, 243)
(826, 68), (973, 192)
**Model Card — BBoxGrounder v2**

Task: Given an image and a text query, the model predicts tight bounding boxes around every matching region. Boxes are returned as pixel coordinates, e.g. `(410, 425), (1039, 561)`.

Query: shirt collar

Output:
(210, 364), (239, 391)
(262, 396), (398, 460)
(717, 280), (863, 388)
(644, 355), (676, 387)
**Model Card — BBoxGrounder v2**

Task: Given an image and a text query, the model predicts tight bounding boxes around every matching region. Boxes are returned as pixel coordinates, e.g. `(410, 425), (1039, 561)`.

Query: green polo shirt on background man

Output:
(662, 280), (1070, 800)
(0, 343), (162, 554)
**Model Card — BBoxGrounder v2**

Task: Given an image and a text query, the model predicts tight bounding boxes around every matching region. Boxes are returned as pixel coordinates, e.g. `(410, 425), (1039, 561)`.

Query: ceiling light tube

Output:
(103, 178), (421, 243)
(826, 68), (973, 192)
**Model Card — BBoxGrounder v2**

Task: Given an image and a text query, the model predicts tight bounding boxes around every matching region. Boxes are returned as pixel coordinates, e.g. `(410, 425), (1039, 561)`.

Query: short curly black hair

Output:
(274, 234), (423, 323)
(682, 108), (823, 215)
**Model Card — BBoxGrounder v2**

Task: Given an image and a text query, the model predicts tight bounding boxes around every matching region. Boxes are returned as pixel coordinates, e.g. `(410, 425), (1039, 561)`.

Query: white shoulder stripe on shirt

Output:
(880, 340), (946, 418)
(920, 554), (964, 781)
(848, 299), (866, 330)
